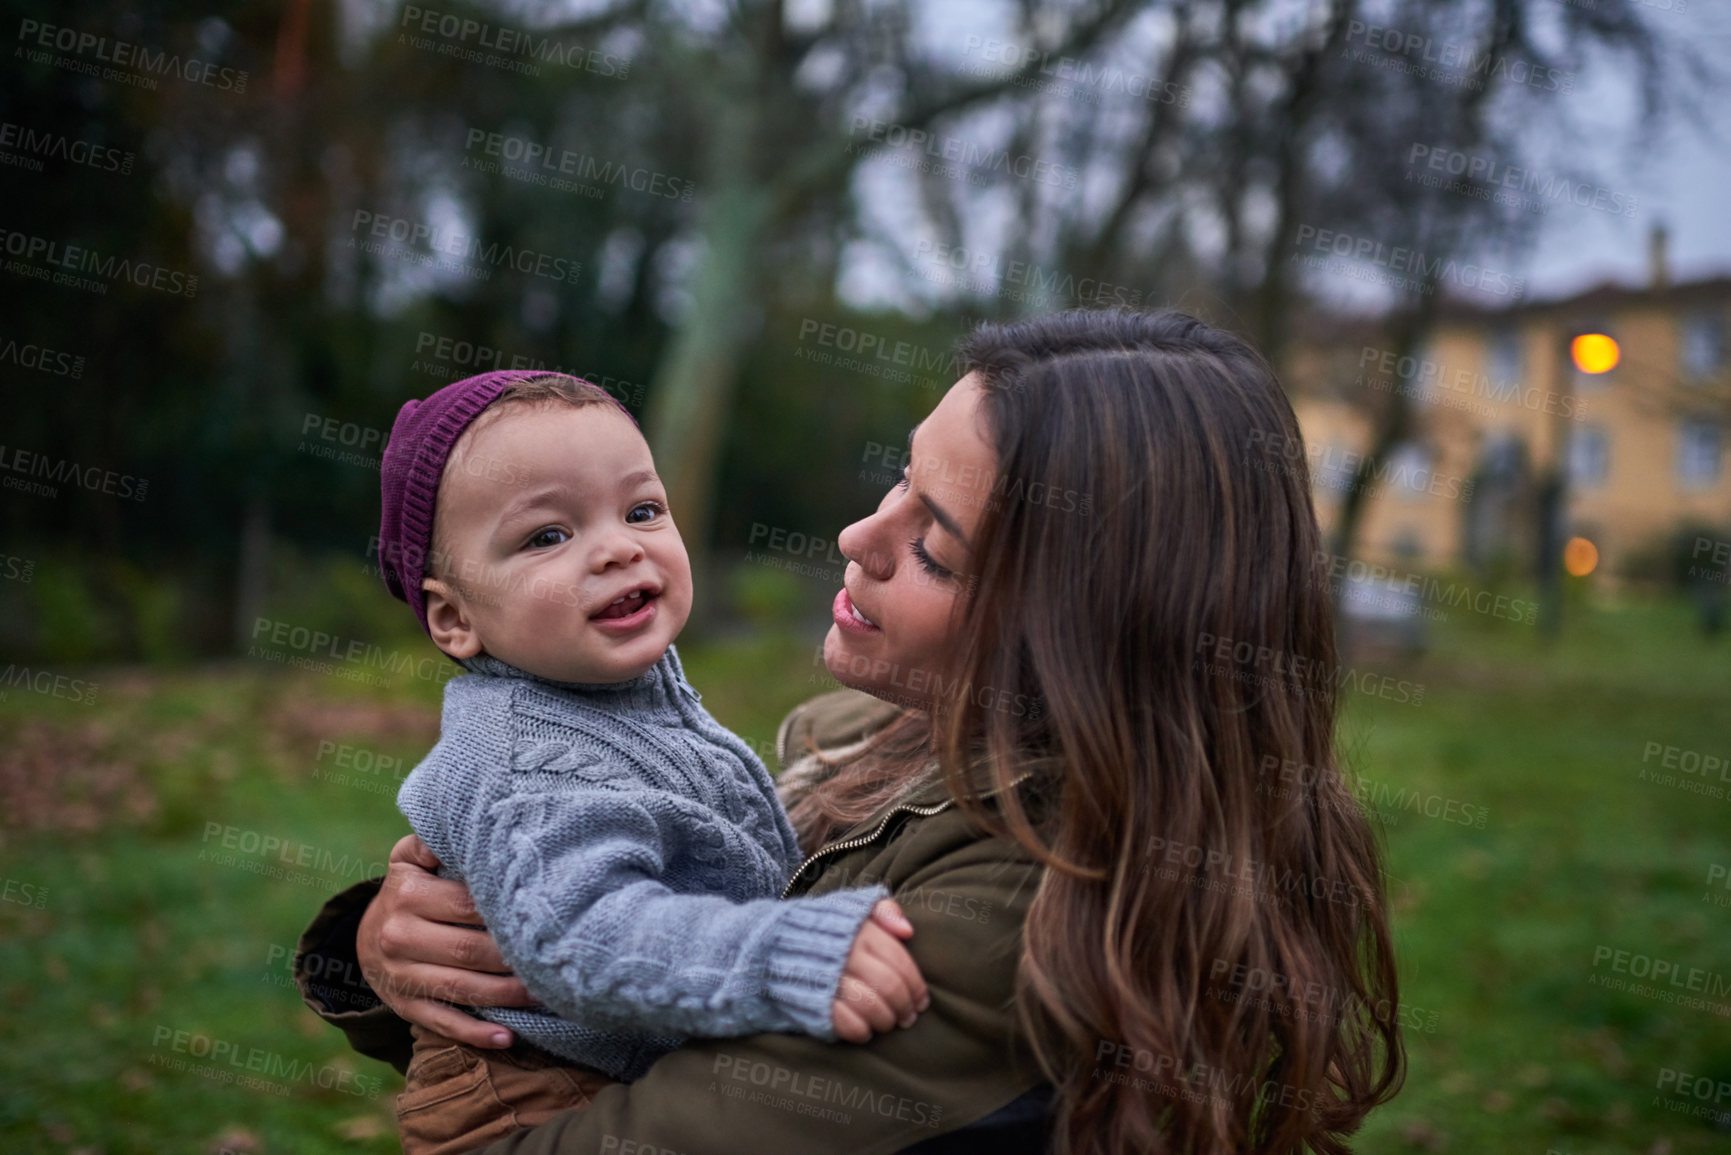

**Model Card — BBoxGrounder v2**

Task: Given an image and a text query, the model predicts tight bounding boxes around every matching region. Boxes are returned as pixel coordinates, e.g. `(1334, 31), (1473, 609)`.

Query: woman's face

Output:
(825, 373), (997, 706)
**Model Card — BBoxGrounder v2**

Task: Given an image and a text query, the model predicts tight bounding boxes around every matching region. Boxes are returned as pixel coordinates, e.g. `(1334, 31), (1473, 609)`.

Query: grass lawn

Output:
(2, 596), (1729, 1152)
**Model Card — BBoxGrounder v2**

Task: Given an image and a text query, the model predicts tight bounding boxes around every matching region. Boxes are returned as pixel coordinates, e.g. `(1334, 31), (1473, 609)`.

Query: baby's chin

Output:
(454, 631), (651, 683)
(522, 648), (668, 686)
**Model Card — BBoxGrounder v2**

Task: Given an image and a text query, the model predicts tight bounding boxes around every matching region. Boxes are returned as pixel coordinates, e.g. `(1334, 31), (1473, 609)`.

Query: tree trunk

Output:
(232, 493), (272, 652)
(642, 182), (773, 632)
(1327, 301), (1436, 569)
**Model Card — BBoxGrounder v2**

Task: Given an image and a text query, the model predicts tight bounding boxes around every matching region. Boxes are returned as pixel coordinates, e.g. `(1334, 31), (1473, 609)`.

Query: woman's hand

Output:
(357, 834), (534, 1049)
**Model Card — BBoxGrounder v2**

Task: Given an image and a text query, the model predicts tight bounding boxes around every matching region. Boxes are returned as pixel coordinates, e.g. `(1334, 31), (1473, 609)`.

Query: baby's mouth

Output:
(593, 589), (656, 620)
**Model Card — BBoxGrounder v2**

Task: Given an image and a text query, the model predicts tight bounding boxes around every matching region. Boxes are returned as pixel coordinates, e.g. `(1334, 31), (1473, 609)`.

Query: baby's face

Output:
(422, 403), (692, 684)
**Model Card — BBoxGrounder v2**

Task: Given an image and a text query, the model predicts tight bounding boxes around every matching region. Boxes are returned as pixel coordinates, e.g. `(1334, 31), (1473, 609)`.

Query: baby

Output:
(373, 370), (925, 1155)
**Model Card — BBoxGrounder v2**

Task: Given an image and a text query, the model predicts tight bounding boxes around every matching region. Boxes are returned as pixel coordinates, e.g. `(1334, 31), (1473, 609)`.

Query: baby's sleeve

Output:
(464, 777), (888, 1042)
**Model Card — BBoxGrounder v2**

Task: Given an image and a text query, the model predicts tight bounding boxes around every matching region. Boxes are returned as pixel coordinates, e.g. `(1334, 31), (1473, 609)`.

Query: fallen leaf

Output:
(1438, 1070), (1473, 1095)
(335, 1115), (388, 1141)
(1400, 1119), (1446, 1150)
(207, 1126), (261, 1154)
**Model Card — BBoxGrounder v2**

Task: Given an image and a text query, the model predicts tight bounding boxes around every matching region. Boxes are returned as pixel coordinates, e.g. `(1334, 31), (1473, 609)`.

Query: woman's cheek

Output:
(906, 586), (956, 658)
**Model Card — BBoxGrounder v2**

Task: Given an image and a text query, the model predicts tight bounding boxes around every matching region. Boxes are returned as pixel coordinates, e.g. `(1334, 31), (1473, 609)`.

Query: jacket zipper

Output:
(780, 799), (954, 899)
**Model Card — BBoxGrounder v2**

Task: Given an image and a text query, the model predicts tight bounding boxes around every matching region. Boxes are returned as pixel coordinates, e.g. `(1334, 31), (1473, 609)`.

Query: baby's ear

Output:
(422, 578), (482, 659)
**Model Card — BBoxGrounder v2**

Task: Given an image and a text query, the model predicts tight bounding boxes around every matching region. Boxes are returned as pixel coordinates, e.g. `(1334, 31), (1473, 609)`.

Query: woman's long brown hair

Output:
(798, 308), (1403, 1153)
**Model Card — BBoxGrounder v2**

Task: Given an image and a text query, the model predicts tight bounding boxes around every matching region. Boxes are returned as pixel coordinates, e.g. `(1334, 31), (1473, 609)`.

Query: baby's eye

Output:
(527, 527), (569, 549)
(627, 501), (666, 524)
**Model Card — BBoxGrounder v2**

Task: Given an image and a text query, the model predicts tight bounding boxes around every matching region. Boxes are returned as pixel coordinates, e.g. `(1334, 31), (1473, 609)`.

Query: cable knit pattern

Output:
(395, 645), (888, 1081)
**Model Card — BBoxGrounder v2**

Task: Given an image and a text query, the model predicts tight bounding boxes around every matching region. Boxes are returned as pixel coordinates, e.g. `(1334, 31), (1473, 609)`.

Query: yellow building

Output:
(1285, 249), (1731, 580)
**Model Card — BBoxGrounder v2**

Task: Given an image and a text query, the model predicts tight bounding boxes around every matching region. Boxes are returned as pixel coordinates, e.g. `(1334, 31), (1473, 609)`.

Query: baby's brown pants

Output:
(394, 1024), (618, 1155)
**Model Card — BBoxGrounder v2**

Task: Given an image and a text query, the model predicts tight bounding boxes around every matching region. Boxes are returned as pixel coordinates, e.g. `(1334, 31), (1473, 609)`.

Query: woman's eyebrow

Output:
(920, 493), (969, 548)
(904, 422), (970, 548)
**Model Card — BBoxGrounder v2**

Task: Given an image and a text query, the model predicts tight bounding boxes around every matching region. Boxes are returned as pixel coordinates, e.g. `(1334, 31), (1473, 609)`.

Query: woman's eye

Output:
(627, 501), (666, 524)
(527, 527), (569, 549)
(909, 536), (954, 580)
(895, 469), (911, 491)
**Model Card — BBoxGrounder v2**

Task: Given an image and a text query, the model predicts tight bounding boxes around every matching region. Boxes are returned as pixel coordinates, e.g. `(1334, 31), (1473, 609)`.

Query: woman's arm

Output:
(294, 834), (1038, 1149)
(362, 834), (536, 1045)
(293, 835), (536, 1063)
(303, 834), (924, 1056)
(467, 849), (1046, 1155)
(296, 837), (1047, 1154)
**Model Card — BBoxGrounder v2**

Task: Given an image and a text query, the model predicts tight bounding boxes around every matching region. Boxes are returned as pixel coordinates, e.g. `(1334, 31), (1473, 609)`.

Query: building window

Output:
(1483, 431), (1525, 481)
(1403, 342), (1433, 406)
(1314, 442), (1356, 495)
(1327, 347), (1362, 398)
(1570, 426), (1609, 489)
(1385, 442), (1434, 500)
(1487, 328), (1522, 386)
(1677, 420), (1722, 489)
(1681, 310), (1725, 381)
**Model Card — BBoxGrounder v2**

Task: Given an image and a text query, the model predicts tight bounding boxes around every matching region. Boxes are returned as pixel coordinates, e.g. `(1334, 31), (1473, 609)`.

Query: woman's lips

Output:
(832, 588), (881, 636)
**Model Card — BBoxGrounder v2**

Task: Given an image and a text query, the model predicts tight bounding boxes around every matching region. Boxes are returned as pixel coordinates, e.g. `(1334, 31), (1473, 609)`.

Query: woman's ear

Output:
(422, 578), (482, 659)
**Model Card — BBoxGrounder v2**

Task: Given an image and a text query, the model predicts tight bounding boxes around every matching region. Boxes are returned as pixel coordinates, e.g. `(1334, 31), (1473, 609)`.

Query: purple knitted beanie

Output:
(377, 370), (636, 636)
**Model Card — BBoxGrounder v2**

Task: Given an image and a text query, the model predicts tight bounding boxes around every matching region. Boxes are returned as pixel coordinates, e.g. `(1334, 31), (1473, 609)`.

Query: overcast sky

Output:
(1514, 0), (1731, 300)
(876, 0), (1731, 311)
(538, 0), (1731, 306)
(1521, 87), (1731, 299)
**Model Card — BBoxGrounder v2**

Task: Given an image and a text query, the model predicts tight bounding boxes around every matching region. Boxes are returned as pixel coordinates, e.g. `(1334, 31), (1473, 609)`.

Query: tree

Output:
(839, 0), (1684, 585)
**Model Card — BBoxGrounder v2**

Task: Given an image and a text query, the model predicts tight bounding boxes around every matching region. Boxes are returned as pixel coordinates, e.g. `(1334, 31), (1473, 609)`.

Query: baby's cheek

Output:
(520, 589), (585, 649)
(663, 561), (696, 614)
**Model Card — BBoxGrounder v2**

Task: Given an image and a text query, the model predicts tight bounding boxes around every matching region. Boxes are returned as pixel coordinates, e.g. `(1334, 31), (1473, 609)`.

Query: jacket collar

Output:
(856, 757), (1037, 826)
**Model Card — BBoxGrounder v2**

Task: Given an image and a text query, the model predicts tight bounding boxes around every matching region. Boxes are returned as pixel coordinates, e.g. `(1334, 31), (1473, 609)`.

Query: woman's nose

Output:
(839, 513), (893, 581)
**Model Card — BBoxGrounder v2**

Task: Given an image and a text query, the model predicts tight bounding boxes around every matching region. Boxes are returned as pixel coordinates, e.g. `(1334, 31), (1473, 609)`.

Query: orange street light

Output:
(1541, 328), (1618, 635)
(1563, 536), (1599, 577)
(1570, 333), (1620, 374)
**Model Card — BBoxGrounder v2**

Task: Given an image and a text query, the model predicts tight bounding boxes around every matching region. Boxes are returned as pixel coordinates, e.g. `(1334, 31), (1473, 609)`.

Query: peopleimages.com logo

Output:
(0, 443), (148, 503)
(1340, 20), (1573, 94)
(1290, 224), (1525, 300)
(398, 6), (630, 79)
(0, 229), (197, 298)
(0, 119), (134, 176)
(16, 19), (249, 93)
(0, 334), (84, 379)
(462, 129), (695, 201)
(348, 210), (581, 285)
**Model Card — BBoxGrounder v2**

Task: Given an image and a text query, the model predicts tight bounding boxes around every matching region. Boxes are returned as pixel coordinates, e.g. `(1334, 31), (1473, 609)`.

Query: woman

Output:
(295, 309), (1404, 1153)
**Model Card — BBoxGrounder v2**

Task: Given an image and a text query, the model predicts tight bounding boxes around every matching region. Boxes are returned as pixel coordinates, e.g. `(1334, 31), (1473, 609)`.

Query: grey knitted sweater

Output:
(395, 647), (888, 1081)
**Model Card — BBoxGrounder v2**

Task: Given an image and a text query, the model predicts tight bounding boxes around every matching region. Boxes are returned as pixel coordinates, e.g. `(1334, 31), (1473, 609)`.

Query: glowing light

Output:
(1563, 537), (1599, 577)
(1570, 333), (1620, 375)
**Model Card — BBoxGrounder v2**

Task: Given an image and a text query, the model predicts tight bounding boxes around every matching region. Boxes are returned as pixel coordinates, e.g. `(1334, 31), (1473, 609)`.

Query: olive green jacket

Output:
(294, 690), (1051, 1154)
